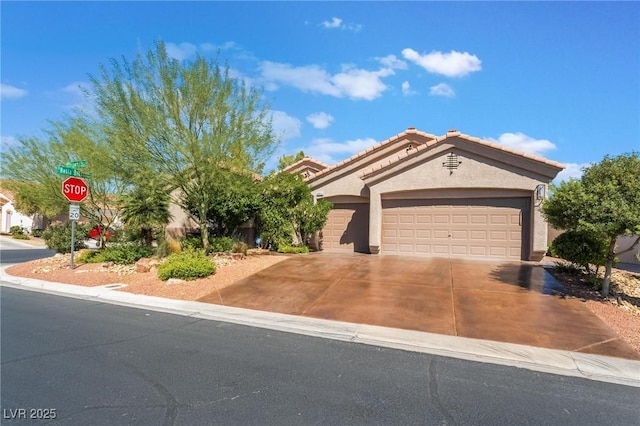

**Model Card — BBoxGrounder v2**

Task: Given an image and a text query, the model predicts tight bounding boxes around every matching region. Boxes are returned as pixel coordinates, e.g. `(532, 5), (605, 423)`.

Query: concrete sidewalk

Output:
(1, 268), (638, 388)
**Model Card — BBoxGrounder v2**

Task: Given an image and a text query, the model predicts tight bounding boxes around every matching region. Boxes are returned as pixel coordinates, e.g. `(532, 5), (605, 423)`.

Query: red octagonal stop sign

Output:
(62, 177), (88, 202)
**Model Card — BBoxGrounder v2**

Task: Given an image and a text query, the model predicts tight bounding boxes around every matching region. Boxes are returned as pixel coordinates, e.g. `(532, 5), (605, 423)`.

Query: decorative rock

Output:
(135, 257), (160, 273)
(166, 278), (184, 285)
(102, 261), (115, 268)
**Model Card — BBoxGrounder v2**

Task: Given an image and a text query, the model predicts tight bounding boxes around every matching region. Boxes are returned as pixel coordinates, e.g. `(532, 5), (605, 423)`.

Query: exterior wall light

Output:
(535, 184), (546, 200)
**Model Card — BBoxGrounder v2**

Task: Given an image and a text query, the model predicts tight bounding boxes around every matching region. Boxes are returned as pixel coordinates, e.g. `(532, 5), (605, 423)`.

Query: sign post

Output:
(60, 175), (89, 269)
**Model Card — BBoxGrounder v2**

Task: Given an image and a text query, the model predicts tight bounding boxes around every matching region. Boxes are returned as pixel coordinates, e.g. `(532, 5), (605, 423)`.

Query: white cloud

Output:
(166, 42), (198, 61)
(1, 83), (27, 100)
(402, 48), (482, 77)
(429, 83), (455, 97)
(488, 132), (556, 156)
(260, 61), (393, 100)
(59, 81), (95, 114)
(322, 17), (342, 28)
(554, 162), (590, 183)
(378, 54), (407, 70)
(306, 112), (334, 129)
(321, 17), (362, 32)
(306, 137), (377, 163)
(401, 81), (416, 96)
(271, 110), (301, 141)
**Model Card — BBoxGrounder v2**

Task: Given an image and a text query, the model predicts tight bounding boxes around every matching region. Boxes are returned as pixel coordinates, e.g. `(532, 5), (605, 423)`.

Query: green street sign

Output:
(65, 160), (87, 169)
(57, 166), (83, 177)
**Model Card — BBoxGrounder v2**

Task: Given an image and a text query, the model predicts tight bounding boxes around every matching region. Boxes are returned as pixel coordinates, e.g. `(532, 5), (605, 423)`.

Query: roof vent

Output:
(407, 126), (416, 130)
(447, 128), (458, 133)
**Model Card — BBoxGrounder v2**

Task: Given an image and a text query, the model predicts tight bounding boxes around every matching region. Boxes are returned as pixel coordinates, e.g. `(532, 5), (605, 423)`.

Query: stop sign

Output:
(62, 177), (88, 202)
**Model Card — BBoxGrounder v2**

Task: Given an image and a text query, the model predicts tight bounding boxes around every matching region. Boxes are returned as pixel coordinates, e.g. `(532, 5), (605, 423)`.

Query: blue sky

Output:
(2, 1), (639, 179)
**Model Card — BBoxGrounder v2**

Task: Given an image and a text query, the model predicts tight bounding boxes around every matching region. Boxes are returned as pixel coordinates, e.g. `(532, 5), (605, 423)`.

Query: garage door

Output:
(382, 198), (528, 260)
(322, 203), (369, 253)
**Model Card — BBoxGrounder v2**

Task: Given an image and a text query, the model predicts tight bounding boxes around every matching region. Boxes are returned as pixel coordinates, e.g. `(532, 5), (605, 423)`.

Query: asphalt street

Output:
(0, 237), (56, 264)
(1, 287), (639, 425)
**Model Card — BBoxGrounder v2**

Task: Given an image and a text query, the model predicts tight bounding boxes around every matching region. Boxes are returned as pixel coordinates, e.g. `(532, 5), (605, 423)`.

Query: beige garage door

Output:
(322, 203), (370, 253)
(382, 198), (528, 260)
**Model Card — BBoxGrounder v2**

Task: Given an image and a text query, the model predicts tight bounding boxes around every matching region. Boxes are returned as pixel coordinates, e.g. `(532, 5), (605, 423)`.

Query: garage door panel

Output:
(382, 198), (527, 260)
(322, 203), (370, 253)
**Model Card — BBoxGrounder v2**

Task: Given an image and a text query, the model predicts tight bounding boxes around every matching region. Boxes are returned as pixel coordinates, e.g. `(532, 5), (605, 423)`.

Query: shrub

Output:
(157, 249), (216, 281)
(76, 250), (105, 264)
(552, 261), (582, 275)
(12, 233), (30, 240)
(181, 235), (204, 251)
(210, 236), (234, 253)
(42, 223), (90, 253)
(10, 225), (24, 236)
(549, 230), (608, 275)
(231, 241), (248, 255)
(100, 243), (154, 265)
(277, 245), (310, 254)
(31, 229), (44, 238)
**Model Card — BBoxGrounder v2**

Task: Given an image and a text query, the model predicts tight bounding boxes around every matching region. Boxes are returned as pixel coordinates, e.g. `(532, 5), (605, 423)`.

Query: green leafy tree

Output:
(89, 41), (278, 251)
(543, 152), (640, 296)
(257, 172), (332, 249)
(2, 119), (127, 236)
(277, 150), (305, 171)
(183, 167), (261, 239)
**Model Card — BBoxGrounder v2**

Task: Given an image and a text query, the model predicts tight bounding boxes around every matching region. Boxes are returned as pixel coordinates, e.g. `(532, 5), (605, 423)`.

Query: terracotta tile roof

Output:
(356, 130), (566, 179)
(282, 157), (330, 173)
(306, 127), (437, 182)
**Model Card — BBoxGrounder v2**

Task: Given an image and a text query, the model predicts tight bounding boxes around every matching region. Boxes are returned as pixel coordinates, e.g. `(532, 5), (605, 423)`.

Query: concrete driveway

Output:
(198, 253), (639, 360)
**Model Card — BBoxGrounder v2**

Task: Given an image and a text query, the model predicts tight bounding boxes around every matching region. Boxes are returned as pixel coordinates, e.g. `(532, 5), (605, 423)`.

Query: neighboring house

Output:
(0, 187), (37, 233)
(283, 157), (330, 178)
(297, 127), (565, 261)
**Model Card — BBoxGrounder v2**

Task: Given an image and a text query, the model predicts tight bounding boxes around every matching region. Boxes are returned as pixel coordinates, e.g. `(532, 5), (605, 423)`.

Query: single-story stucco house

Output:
(285, 127), (566, 261)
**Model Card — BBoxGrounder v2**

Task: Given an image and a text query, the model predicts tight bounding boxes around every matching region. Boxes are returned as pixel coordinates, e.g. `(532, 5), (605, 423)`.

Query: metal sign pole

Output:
(70, 212), (76, 269)
(69, 203), (80, 269)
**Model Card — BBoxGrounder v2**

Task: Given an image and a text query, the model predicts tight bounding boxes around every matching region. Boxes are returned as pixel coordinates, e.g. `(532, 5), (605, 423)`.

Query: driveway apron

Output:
(198, 253), (639, 360)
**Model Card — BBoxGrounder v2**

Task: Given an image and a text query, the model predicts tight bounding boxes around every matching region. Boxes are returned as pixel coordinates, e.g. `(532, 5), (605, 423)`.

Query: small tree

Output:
(119, 177), (172, 246)
(277, 150), (305, 171)
(256, 172), (332, 249)
(543, 152), (640, 296)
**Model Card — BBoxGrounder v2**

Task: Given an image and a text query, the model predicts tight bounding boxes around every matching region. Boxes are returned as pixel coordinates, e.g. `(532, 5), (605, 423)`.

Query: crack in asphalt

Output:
(428, 358), (458, 425)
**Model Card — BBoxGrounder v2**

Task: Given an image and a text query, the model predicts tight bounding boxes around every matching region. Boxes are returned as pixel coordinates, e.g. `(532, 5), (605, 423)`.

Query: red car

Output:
(88, 225), (114, 246)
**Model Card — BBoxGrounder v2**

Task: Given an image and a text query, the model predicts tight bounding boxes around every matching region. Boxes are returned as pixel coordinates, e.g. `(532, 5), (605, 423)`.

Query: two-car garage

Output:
(380, 198), (529, 260)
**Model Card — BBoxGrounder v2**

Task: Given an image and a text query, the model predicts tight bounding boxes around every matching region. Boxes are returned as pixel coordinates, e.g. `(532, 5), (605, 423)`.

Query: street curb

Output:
(1, 270), (639, 388)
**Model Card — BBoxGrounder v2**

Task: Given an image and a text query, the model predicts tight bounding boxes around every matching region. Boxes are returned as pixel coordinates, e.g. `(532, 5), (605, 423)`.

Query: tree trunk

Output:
(199, 204), (210, 252)
(600, 237), (617, 297)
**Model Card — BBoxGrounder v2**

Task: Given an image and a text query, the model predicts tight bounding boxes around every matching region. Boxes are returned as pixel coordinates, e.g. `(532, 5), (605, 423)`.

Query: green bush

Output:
(77, 244), (153, 265)
(210, 236), (234, 253)
(10, 225), (24, 236)
(277, 245), (310, 254)
(231, 241), (248, 255)
(549, 230), (608, 275)
(31, 229), (44, 238)
(181, 235), (204, 251)
(157, 249), (216, 281)
(552, 261), (582, 275)
(42, 223), (90, 253)
(102, 243), (154, 264)
(12, 233), (30, 240)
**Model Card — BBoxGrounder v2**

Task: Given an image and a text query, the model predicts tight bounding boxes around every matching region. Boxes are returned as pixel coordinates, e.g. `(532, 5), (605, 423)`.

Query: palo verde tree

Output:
(2, 116), (127, 239)
(543, 152), (640, 297)
(89, 41), (278, 251)
(277, 150), (305, 171)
